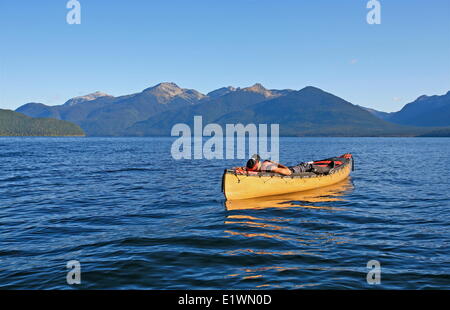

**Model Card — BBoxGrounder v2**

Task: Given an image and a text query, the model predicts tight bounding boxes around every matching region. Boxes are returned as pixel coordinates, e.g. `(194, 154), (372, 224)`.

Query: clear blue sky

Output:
(0, 0), (449, 112)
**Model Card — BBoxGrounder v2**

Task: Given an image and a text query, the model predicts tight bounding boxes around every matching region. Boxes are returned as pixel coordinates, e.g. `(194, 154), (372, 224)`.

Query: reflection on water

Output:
(225, 178), (353, 211)
(223, 179), (354, 287)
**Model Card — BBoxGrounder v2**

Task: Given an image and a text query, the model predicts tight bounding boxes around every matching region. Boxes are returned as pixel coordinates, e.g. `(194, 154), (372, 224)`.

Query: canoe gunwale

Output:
(223, 157), (351, 180)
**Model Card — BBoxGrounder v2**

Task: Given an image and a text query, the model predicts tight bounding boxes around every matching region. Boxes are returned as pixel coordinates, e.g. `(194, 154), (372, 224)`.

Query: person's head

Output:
(246, 154), (261, 171)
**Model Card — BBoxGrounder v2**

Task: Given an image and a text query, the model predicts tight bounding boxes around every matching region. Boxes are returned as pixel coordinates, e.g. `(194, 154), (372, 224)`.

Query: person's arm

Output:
(277, 163), (289, 169)
(269, 160), (291, 175)
(271, 166), (292, 176)
(260, 161), (291, 175)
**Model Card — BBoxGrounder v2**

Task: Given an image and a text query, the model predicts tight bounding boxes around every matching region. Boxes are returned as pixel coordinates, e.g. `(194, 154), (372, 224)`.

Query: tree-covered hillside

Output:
(0, 109), (85, 136)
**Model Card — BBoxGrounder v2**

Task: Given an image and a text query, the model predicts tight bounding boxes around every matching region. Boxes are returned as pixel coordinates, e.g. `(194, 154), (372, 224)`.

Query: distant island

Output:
(0, 109), (85, 137)
(10, 83), (450, 137)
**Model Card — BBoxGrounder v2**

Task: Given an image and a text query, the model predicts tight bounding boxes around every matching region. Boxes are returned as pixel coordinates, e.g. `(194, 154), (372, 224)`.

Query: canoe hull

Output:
(223, 158), (352, 200)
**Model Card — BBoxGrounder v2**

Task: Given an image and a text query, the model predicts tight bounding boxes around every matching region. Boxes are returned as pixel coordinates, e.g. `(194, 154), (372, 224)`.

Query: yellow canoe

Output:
(222, 154), (353, 200)
(225, 179), (353, 211)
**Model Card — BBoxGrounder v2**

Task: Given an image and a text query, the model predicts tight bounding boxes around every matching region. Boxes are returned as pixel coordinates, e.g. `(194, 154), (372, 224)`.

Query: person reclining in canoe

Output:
(246, 154), (335, 176)
(246, 154), (292, 175)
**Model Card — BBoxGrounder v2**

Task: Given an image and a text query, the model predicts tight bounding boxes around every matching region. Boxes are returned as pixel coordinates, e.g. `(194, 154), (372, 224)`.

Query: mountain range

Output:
(363, 91), (450, 127)
(14, 83), (450, 137)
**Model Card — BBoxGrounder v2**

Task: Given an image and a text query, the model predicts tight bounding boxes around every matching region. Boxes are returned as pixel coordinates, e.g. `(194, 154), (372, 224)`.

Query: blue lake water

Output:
(0, 137), (449, 289)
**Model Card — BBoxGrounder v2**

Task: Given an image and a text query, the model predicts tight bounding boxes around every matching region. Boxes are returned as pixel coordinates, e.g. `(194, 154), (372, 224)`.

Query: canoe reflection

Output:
(225, 178), (353, 211)
(223, 180), (354, 287)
